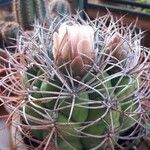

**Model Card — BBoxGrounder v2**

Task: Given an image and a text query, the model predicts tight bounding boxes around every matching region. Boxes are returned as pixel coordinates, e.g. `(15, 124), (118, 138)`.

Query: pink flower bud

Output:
(106, 33), (130, 61)
(53, 23), (95, 77)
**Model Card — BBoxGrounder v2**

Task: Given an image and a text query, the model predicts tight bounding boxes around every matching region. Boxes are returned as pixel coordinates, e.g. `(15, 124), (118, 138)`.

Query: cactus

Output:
(2, 13), (150, 149)
(13, 0), (48, 30)
(33, 0), (47, 21)
(13, 0), (35, 30)
(0, 0), (71, 50)
(13, 0), (71, 30)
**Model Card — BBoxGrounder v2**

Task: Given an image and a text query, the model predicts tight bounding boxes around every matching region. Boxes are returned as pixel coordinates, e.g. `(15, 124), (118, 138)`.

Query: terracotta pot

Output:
(0, 49), (22, 101)
(10, 113), (56, 150)
(0, 109), (27, 150)
(0, 104), (12, 149)
(0, 118), (13, 149)
(0, 49), (26, 149)
(10, 113), (28, 150)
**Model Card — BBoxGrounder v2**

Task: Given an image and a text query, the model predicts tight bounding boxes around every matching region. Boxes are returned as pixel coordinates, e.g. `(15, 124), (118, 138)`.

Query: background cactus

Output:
(2, 13), (150, 149)
(0, 0), (71, 50)
(34, 0), (47, 21)
(48, 0), (71, 18)
(0, 21), (19, 50)
(13, 0), (71, 30)
(13, 0), (37, 30)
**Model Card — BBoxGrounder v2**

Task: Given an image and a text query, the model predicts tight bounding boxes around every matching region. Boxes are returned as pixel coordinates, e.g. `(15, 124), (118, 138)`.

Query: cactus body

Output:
(2, 13), (150, 149)
(57, 114), (83, 149)
(88, 72), (113, 100)
(59, 138), (82, 150)
(112, 76), (139, 130)
(32, 70), (43, 88)
(60, 93), (89, 123)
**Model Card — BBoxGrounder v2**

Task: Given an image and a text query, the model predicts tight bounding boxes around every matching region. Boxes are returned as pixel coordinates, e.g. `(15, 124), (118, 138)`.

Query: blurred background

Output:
(0, 0), (12, 19)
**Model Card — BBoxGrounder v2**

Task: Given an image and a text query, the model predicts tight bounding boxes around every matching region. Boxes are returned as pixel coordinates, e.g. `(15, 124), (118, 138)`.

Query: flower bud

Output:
(106, 33), (141, 71)
(53, 23), (95, 77)
(106, 33), (129, 61)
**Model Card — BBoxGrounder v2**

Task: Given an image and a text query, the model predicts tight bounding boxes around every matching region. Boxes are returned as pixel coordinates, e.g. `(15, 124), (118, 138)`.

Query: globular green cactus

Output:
(2, 13), (150, 149)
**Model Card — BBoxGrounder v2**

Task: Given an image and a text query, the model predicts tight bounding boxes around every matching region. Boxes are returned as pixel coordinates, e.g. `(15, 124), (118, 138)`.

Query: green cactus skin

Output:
(60, 93), (89, 123)
(57, 114), (83, 150)
(40, 80), (59, 97)
(81, 107), (120, 149)
(14, 0), (36, 30)
(112, 76), (138, 110)
(24, 66), (39, 84)
(25, 104), (45, 140)
(58, 139), (82, 150)
(32, 70), (43, 89)
(88, 72), (113, 101)
(40, 79), (61, 110)
(111, 76), (139, 130)
(71, 93), (89, 122)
